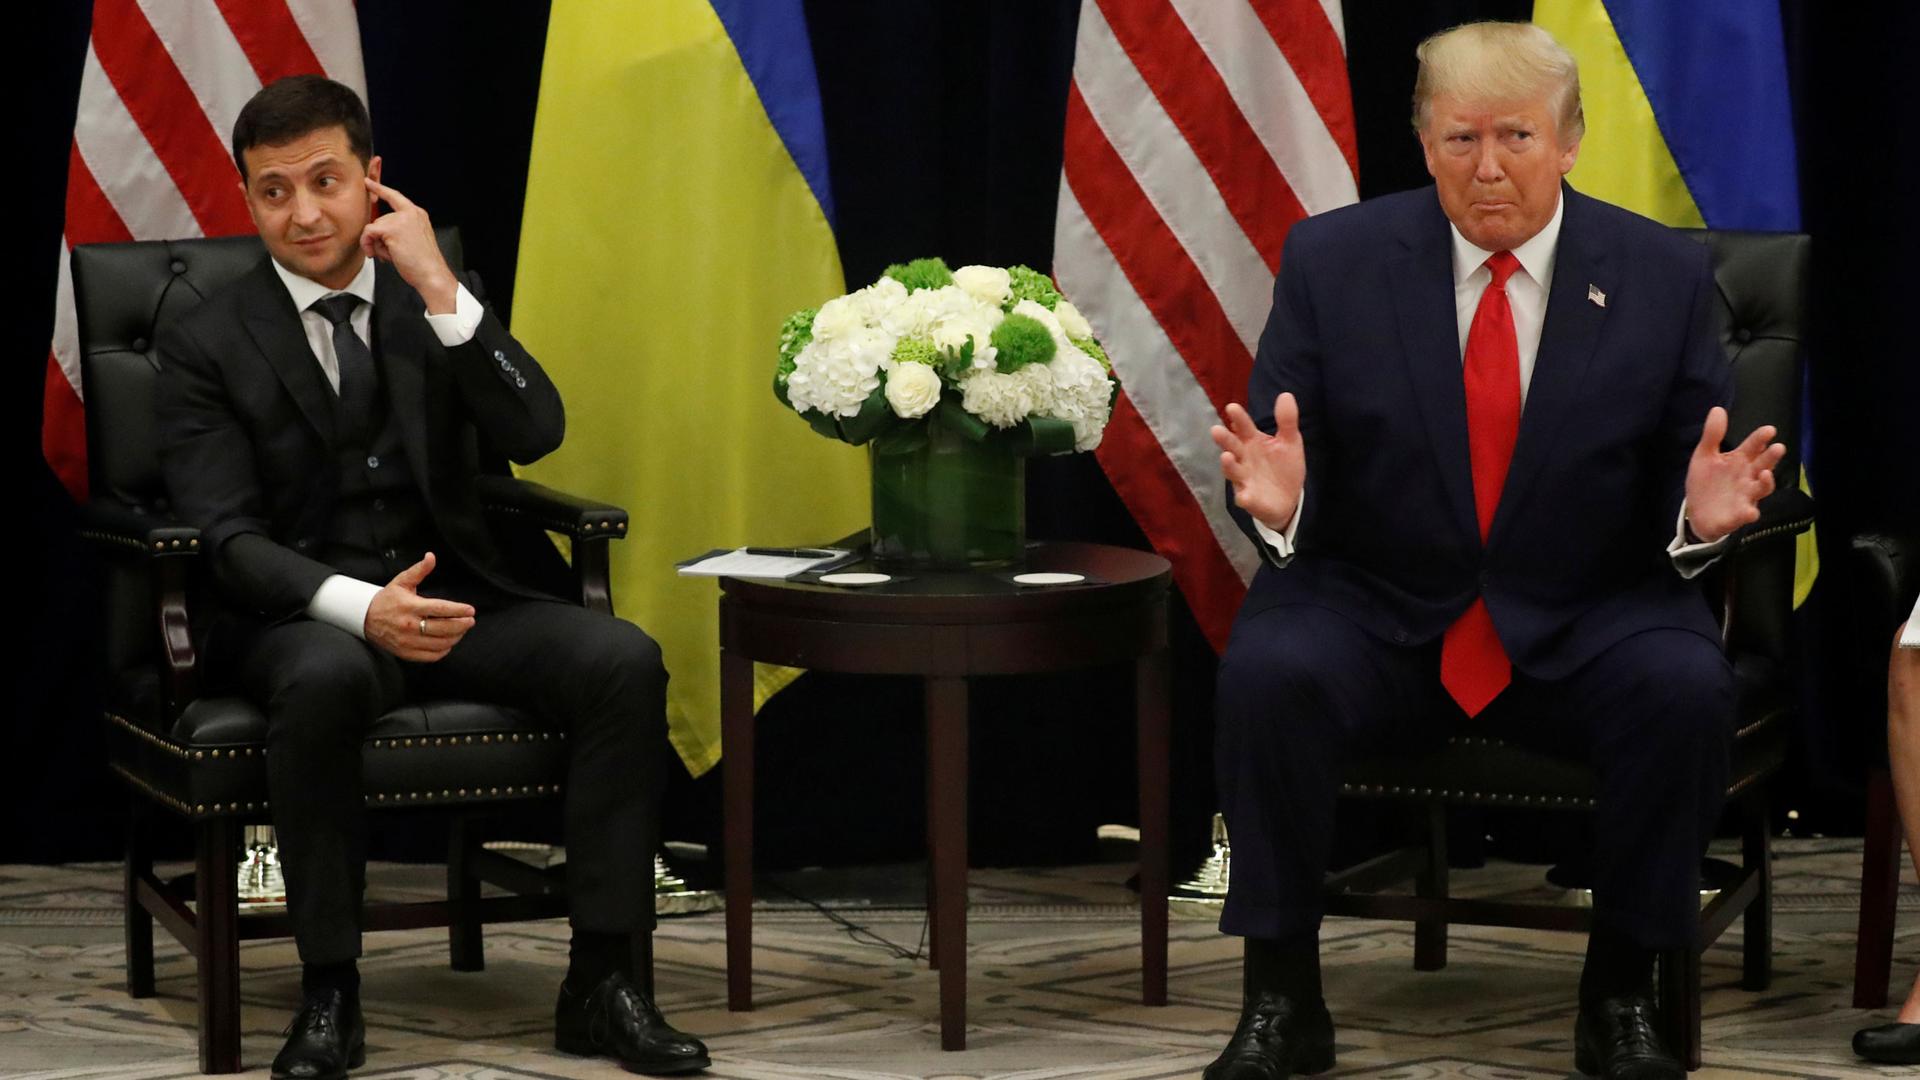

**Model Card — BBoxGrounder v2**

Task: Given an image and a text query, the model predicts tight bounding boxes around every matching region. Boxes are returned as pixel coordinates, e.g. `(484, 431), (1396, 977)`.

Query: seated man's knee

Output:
(260, 626), (390, 738)
(1217, 607), (1362, 737)
(1611, 630), (1732, 746)
(577, 617), (667, 704)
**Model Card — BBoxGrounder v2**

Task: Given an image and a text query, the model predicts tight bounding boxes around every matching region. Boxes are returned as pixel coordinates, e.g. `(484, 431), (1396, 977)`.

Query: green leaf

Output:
(933, 395), (993, 443)
(838, 385), (896, 446)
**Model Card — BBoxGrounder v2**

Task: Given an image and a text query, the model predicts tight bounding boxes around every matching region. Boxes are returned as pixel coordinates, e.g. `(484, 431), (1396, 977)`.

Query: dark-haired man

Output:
(157, 75), (706, 1078)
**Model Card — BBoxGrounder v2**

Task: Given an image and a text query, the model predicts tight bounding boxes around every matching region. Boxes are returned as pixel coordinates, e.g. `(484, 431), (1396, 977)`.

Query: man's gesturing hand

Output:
(362, 178), (460, 315)
(1212, 392), (1306, 533)
(1684, 406), (1788, 543)
(364, 552), (476, 662)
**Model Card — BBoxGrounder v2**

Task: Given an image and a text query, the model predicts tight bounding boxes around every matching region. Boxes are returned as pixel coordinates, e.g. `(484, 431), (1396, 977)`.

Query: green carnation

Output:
(891, 336), (939, 366)
(884, 257), (955, 292)
(989, 312), (1056, 372)
(776, 306), (817, 386)
(1072, 336), (1110, 371)
(1007, 265), (1062, 310)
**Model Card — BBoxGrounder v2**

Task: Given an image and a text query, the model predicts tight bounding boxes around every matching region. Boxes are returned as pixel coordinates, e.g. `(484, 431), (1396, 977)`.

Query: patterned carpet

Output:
(1, 838), (1915, 1078)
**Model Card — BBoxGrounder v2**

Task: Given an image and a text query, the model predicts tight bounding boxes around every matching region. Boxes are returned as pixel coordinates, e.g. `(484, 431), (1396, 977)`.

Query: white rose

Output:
(883, 360), (943, 419)
(1055, 299), (1094, 341)
(953, 265), (1013, 308)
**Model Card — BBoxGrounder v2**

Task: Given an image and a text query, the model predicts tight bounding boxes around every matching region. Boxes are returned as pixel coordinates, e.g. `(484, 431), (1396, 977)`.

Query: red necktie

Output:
(1441, 251), (1523, 717)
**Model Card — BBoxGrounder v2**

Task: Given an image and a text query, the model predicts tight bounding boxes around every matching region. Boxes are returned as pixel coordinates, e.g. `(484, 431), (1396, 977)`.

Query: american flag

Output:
(44, 0), (364, 500)
(1055, 0), (1359, 650)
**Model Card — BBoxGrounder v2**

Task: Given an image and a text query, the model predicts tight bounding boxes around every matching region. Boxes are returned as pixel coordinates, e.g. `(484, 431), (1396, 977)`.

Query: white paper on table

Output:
(676, 548), (847, 580)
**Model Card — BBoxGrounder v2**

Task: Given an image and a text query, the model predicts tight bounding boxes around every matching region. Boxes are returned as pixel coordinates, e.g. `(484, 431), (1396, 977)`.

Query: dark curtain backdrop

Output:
(14, 2), (1915, 865)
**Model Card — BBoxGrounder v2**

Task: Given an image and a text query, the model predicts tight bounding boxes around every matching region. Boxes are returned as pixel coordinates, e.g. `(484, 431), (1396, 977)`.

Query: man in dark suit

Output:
(157, 76), (708, 1079)
(1201, 23), (1784, 1080)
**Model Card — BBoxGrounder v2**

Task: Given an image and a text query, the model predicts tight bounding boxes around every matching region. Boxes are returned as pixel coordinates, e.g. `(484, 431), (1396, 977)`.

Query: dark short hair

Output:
(231, 74), (373, 181)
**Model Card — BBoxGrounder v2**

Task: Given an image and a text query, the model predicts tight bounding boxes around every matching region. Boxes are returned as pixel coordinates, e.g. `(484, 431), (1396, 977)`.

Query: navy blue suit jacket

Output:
(1226, 184), (1730, 680)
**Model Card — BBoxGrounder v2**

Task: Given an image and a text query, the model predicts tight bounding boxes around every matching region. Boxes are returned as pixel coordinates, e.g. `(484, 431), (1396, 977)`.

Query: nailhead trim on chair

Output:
(369, 784), (561, 805)
(108, 712), (191, 759)
(1335, 782), (1600, 809)
(368, 731), (565, 750)
(79, 531), (201, 555)
(109, 762), (194, 816)
(480, 502), (628, 538)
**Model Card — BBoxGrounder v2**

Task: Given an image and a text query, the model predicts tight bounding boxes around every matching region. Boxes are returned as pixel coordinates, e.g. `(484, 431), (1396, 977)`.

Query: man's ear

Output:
(1558, 138), (1580, 177)
(365, 154), (383, 216)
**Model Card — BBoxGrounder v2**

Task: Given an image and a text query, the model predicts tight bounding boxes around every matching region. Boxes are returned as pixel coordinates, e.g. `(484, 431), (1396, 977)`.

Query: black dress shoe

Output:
(271, 987), (365, 1080)
(1854, 1020), (1920, 1065)
(555, 971), (710, 1075)
(1202, 991), (1335, 1079)
(1574, 992), (1682, 1079)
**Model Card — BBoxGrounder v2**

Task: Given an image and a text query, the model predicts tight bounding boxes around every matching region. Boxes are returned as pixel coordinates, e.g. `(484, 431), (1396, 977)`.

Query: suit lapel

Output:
(373, 262), (435, 498)
(240, 259), (337, 448)
(1488, 186), (1610, 546)
(1388, 192), (1480, 545)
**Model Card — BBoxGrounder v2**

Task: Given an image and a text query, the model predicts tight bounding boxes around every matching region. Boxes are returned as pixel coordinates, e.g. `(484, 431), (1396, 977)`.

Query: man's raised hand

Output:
(1684, 406), (1787, 543)
(1212, 391), (1306, 533)
(361, 178), (460, 314)
(364, 552), (476, 662)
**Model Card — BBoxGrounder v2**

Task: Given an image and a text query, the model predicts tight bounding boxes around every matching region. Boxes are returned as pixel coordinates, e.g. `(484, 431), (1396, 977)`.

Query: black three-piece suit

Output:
(157, 255), (667, 963)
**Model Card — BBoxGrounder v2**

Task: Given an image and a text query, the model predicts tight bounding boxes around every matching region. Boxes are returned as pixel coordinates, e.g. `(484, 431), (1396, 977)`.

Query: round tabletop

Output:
(717, 541), (1172, 676)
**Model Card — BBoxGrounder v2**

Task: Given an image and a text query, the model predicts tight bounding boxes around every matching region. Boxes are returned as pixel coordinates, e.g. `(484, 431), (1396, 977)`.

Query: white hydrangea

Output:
(785, 325), (891, 418)
(958, 369), (1037, 429)
(953, 265), (1013, 308)
(1037, 346), (1115, 451)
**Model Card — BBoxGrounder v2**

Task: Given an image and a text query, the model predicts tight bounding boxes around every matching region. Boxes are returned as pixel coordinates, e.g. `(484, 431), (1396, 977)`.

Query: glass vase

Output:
(869, 422), (1025, 570)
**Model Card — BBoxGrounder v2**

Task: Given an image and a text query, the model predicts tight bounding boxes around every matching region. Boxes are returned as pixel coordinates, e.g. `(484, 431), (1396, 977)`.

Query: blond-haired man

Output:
(1205, 22), (1783, 1079)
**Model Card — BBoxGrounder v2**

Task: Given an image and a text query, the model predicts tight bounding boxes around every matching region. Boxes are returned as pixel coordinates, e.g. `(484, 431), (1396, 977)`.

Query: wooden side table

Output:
(718, 541), (1173, 1049)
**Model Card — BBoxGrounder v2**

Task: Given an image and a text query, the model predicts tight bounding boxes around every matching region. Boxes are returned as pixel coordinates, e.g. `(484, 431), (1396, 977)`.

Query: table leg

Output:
(927, 675), (968, 1050)
(722, 649), (755, 1011)
(1136, 648), (1170, 1006)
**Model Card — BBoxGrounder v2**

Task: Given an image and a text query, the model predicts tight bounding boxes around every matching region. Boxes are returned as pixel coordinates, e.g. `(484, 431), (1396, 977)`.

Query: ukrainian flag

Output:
(513, 0), (864, 775)
(1535, 0), (1817, 604)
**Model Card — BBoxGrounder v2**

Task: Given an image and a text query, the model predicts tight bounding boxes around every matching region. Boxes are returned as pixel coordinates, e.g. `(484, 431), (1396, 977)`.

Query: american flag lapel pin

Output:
(1588, 283), (1607, 308)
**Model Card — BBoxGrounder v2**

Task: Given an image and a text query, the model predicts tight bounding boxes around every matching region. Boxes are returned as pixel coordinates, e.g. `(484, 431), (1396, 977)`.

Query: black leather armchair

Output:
(1327, 230), (1814, 1071)
(72, 230), (638, 1074)
(1851, 528), (1918, 1007)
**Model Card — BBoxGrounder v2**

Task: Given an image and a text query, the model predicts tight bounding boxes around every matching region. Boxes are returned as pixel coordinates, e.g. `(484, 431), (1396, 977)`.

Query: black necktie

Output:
(310, 294), (376, 445)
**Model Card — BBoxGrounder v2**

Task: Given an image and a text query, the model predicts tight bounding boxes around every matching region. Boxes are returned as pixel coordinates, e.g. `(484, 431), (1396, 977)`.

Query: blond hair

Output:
(1412, 21), (1584, 143)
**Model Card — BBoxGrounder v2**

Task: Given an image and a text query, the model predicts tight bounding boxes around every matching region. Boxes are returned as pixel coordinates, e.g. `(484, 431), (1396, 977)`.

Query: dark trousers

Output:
(1215, 603), (1731, 950)
(235, 597), (669, 964)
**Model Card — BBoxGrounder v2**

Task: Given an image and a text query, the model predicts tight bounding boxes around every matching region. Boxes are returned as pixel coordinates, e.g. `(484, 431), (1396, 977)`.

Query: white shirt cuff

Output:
(424, 283), (483, 347)
(307, 574), (381, 640)
(1669, 500), (1731, 579)
(1251, 491), (1303, 559)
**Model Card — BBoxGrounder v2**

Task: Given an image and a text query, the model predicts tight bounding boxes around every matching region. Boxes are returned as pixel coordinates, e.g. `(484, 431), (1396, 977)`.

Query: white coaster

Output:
(818, 572), (892, 587)
(1012, 572), (1085, 586)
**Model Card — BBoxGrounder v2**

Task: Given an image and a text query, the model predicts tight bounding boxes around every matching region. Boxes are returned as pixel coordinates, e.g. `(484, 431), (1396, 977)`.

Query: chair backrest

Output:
(70, 230), (464, 717)
(1683, 229), (1810, 664)
(70, 228), (465, 513)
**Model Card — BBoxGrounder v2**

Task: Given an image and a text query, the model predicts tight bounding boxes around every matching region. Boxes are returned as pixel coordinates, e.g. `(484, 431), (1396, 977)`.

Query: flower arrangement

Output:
(774, 257), (1114, 456)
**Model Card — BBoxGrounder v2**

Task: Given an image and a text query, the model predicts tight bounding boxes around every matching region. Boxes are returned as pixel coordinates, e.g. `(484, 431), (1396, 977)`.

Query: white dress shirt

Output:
(269, 256), (485, 639)
(1253, 193), (1725, 575)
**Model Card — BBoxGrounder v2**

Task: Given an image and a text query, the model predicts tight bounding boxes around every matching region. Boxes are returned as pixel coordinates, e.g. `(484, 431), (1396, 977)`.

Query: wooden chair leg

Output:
(447, 818), (485, 972)
(1657, 946), (1702, 1072)
(1414, 801), (1449, 971)
(195, 817), (242, 1074)
(1855, 768), (1901, 1008)
(125, 803), (156, 998)
(1741, 797), (1772, 992)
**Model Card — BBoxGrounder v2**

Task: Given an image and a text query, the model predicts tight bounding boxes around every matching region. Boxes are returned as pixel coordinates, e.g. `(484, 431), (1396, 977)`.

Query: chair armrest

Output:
(1728, 486), (1814, 553)
(1851, 530), (1918, 632)
(77, 502), (201, 713)
(77, 502), (202, 558)
(473, 475), (629, 541)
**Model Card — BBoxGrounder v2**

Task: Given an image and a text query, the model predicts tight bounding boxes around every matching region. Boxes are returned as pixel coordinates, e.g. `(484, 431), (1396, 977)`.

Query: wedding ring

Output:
(418, 617), (428, 636)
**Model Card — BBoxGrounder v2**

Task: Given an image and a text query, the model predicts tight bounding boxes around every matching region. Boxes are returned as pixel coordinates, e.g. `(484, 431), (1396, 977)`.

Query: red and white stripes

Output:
(1056, 0), (1357, 651)
(44, 0), (363, 499)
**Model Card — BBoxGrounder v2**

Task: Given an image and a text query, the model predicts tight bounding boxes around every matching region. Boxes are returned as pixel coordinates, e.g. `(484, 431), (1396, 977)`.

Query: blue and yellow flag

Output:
(1535, 0), (1817, 603)
(513, 0), (864, 775)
